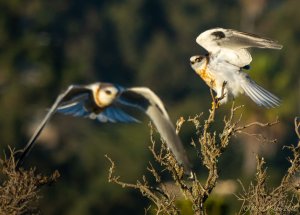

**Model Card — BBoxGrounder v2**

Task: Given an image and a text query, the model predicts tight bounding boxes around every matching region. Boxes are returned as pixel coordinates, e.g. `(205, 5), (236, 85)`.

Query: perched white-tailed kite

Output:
(190, 27), (282, 108)
(17, 82), (192, 175)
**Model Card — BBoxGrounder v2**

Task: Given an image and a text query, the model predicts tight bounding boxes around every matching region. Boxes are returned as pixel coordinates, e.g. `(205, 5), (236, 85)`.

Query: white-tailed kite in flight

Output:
(17, 82), (192, 175)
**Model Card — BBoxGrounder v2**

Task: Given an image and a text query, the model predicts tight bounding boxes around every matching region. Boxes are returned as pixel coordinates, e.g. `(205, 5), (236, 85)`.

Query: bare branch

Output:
(234, 117), (279, 133)
(237, 118), (300, 214)
(104, 101), (296, 214)
(0, 147), (59, 214)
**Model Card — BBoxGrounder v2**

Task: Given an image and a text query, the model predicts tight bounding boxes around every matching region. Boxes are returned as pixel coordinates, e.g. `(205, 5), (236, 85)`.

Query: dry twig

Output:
(0, 147), (60, 215)
(237, 117), (300, 214)
(105, 92), (281, 214)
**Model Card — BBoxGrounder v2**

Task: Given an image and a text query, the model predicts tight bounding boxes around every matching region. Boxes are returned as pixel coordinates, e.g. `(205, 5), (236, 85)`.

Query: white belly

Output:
(207, 58), (245, 103)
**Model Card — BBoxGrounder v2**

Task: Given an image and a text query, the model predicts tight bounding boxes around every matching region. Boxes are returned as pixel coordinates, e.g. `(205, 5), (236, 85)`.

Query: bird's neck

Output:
(196, 56), (216, 88)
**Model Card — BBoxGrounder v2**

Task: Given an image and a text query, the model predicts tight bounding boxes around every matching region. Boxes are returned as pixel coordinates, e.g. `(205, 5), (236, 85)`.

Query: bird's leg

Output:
(210, 91), (218, 110)
(218, 81), (227, 101)
(211, 81), (227, 109)
(210, 85), (217, 110)
(209, 80), (218, 110)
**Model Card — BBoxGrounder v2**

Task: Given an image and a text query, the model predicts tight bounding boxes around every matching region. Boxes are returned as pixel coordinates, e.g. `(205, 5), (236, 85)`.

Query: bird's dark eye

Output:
(105, 90), (112, 95)
(195, 57), (201, 62)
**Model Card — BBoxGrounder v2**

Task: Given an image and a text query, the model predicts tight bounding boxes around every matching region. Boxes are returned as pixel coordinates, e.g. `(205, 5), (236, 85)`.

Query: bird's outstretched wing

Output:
(118, 87), (192, 175)
(196, 27), (282, 67)
(16, 85), (90, 168)
(17, 84), (140, 168)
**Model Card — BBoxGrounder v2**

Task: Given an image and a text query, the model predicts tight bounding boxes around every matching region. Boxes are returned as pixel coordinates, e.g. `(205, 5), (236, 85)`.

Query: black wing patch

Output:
(119, 90), (151, 111)
(211, 31), (226, 39)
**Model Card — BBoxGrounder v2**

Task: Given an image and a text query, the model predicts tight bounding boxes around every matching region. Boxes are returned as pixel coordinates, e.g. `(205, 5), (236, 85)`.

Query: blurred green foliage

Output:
(0, 0), (299, 214)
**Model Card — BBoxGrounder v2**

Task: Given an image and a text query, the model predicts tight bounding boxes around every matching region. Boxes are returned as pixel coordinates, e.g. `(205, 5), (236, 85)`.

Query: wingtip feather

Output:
(242, 80), (281, 108)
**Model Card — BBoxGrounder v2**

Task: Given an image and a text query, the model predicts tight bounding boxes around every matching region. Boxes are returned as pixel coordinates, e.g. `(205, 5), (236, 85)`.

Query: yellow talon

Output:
(211, 99), (220, 109)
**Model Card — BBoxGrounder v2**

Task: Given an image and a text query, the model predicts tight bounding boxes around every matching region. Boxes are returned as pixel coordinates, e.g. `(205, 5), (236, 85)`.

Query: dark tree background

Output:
(0, 0), (299, 214)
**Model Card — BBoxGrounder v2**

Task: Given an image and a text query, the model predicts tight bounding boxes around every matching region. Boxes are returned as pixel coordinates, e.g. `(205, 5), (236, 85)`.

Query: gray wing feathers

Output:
(96, 107), (140, 123)
(241, 77), (281, 108)
(197, 27), (283, 51)
(56, 93), (91, 117)
(124, 87), (170, 119)
(57, 99), (139, 123)
(227, 29), (283, 50)
(146, 104), (192, 174)
(120, 87), (192, 174)
(197, 28), (282, 67)
(17, 85), (87, 168)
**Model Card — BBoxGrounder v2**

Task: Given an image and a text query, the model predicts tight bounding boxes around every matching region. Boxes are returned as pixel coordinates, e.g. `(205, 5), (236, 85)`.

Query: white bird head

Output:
(87, 83), (121, 107)
(98, 84), (121, 107)
(190, 55), (206, 71)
